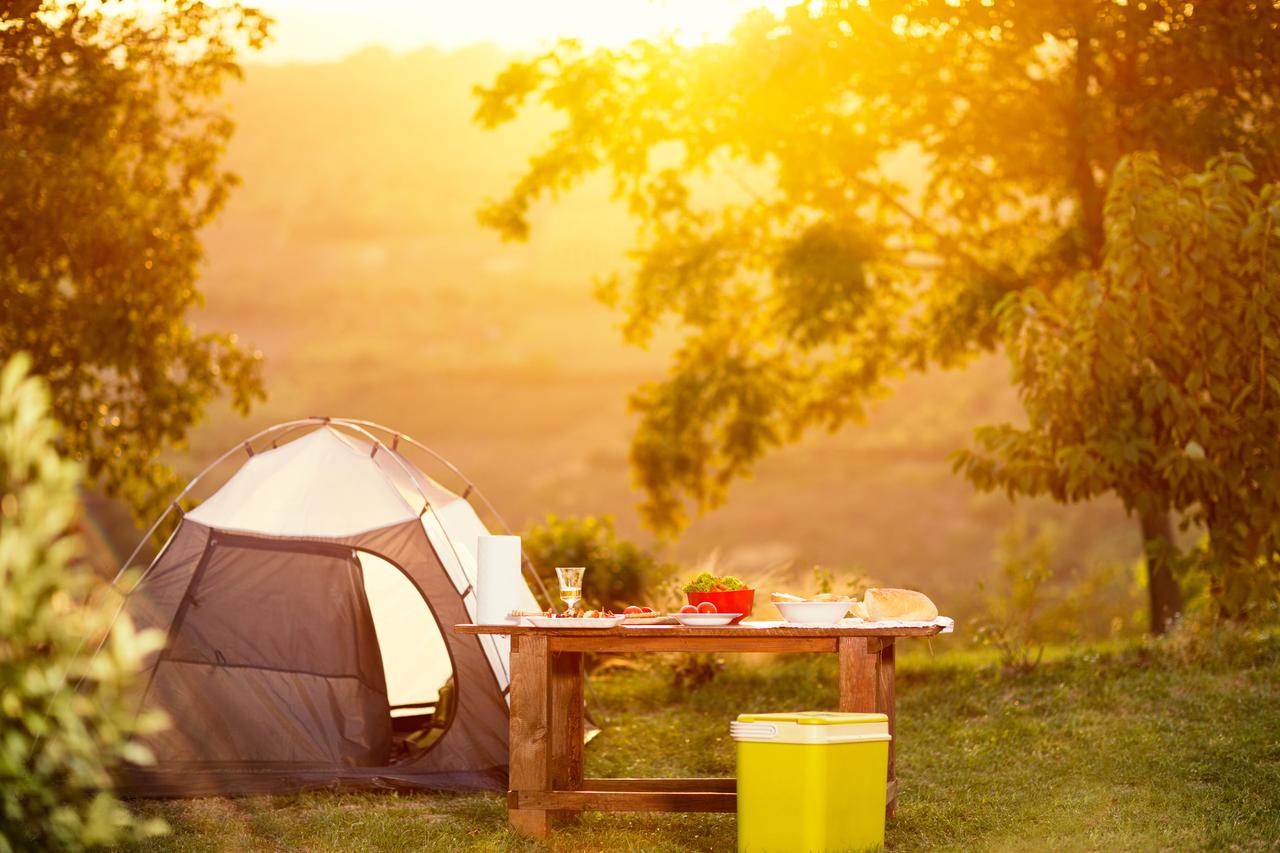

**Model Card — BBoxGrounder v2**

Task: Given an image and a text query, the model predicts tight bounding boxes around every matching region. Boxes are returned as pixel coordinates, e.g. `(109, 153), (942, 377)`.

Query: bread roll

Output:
(863, 588), (938, 621)
(848, 600), (869, 620)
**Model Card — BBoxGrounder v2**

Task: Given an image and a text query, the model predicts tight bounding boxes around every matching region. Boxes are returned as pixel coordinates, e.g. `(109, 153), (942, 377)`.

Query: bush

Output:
(971, 520), (1066, 675)
(0, 355), (167, 851)
(1150, 614), (1278, 671)
(524, 514), (675, 612)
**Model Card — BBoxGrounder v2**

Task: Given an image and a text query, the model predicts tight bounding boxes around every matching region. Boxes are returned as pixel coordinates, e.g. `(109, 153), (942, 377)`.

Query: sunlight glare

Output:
(252, 0), (796, 62)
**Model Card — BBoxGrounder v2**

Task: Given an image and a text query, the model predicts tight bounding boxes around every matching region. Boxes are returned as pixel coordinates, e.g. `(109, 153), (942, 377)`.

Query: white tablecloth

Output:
(743, 616), (955, 633)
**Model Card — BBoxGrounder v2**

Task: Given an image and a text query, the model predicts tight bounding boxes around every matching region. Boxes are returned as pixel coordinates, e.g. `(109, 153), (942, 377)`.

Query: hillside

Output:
(97, 45), (1139, 623)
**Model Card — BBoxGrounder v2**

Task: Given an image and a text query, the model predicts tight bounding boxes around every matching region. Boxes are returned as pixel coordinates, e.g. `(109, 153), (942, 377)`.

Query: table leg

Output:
(838, 636), (898, 819)
(838, 636), (877, 712)
(549, 650), (585, 821)
(878, 639), (897, 819)
(508, 634), (552, 838)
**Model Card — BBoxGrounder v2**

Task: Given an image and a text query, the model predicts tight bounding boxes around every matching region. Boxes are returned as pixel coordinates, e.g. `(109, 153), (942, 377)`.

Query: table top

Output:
(455, 618), (951, 639)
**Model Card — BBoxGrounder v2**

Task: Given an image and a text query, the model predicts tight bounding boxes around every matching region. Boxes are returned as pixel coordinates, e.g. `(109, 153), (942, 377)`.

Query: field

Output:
(128, 633), (1280, 852)
(83, 46), (1144, 629)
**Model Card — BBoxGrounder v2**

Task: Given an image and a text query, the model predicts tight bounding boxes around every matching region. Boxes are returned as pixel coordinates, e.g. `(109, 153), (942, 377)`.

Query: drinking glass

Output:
(555, 566), (586, 613)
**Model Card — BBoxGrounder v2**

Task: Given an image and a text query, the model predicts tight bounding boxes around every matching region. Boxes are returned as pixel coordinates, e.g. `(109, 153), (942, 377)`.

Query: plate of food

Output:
(671, 602), (741, 627)
(522, 610), (626, 629)
(620, 605), (678, 625)
(672, 611), (742, 627)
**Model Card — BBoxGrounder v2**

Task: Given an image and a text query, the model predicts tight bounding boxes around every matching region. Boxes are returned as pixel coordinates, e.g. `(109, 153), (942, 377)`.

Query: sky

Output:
(251, 0), (794, 62)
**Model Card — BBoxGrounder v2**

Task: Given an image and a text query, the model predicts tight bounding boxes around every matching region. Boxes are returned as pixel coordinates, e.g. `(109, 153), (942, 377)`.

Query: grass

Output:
(127, 635), (1280, 852)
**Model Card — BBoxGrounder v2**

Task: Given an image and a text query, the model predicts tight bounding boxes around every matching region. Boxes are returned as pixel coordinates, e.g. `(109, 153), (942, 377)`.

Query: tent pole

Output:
(111, 418), (331, 586)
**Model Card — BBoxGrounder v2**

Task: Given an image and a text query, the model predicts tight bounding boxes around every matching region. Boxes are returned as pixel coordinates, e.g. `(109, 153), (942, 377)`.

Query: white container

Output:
(773, 600), (851, 625)
(476, 535), (523, 625)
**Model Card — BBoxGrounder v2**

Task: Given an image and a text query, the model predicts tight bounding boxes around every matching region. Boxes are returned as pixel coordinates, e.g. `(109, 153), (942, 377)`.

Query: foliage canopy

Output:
(0, 1), (271, 522)
(957, 153), (1280, 620)
(476, 1), (1280, 537)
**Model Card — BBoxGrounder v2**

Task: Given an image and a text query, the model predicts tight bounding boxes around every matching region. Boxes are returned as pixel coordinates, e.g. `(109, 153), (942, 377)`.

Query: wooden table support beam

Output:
(583, 777), (736, 793)
(515, 790), (737, 813)
(513, 781), (896, 815)
(506, 634), (551, 837)
(549, 635), (836, 654)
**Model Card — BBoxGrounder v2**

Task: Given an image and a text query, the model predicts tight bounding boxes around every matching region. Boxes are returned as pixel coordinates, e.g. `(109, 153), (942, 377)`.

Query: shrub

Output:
(1150, 610), (1279, 671)
(971, 520), (1067, 675)
(0, 354), (167, 851)
(523, 513), (675, 612)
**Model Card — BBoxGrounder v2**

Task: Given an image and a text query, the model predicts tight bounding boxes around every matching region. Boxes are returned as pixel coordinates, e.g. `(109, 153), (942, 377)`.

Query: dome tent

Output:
(111, 418), (547, 796)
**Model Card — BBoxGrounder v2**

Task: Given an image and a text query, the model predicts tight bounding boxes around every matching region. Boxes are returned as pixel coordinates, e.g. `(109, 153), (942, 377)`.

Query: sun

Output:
(249, 0), (795, 63)
(547, 0), (794, 48)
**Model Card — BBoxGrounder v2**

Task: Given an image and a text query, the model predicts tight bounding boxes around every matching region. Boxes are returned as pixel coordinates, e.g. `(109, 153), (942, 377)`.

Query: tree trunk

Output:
(1071, 15), (1105, 265)
(1139, 507), (1183, 634)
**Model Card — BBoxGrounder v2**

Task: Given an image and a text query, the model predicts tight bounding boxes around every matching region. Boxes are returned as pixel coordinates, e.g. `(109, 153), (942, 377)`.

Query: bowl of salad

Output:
(683, 572), (754, 624)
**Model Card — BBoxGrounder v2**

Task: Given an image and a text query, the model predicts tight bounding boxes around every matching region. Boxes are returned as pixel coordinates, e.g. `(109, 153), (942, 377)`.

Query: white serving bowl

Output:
(773, 600), (852, 625)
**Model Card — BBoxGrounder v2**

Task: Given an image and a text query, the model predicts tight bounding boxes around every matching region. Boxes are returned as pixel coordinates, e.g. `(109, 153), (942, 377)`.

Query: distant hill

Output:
(97, 45), (1142, 625)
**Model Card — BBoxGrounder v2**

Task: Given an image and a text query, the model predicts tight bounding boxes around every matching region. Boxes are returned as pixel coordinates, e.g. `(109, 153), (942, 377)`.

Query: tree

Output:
(0, 353), (167, 851)
(476, 1), (1280, 629)
(0, 1), (271, 523)
(956, 153), (1280, 626)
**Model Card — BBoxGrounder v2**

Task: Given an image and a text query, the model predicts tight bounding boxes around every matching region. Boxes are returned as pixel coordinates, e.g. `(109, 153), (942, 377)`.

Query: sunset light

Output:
(7, 0), (1280, 849)
(252, 0), (794, 61)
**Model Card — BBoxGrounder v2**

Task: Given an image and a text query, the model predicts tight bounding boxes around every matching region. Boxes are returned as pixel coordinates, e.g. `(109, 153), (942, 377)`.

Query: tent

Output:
(111, 418), (547, 797)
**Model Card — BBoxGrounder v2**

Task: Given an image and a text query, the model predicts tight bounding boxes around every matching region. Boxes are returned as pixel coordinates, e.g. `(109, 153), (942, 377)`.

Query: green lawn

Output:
(128, 635), (1280, 852)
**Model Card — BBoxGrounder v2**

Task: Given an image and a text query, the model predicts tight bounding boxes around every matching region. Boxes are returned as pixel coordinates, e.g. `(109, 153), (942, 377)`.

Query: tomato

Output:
(697, 601), (718, 614)
(640, 606), (655, 614)
(679, 604), (699, 614)
(623, 605), (643, 615)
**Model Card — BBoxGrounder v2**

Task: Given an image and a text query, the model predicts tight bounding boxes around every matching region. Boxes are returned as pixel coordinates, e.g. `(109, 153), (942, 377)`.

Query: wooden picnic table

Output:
(455, 620), (949, 838)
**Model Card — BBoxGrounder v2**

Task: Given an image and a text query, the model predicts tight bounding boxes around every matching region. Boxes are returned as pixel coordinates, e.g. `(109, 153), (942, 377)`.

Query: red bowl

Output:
(686, 589), (754, 624)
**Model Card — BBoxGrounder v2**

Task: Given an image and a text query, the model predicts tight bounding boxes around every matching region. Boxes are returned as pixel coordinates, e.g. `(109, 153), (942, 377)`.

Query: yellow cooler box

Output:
(732, 712), (891, 853)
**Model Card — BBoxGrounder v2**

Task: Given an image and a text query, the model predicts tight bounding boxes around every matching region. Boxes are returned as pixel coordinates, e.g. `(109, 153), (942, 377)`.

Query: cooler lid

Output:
(737, 712), (887, 726)
(731, 712), (891, 744)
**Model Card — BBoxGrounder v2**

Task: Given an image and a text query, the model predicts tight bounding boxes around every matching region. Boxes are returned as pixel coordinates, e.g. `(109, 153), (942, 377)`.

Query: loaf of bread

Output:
(863, 588), (938, 621)
(848, 600), (869, 620)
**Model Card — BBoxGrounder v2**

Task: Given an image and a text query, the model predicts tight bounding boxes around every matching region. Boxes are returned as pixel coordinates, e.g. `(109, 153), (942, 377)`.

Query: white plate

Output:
(622, 614), (680, 625)
(672, 612), (743, 627)
(773, 600), (852, 625)
(523, 615), (626, 629)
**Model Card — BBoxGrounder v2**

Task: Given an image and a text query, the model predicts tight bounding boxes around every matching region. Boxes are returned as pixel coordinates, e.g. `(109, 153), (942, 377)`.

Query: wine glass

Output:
(555, 566), (586, 614)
